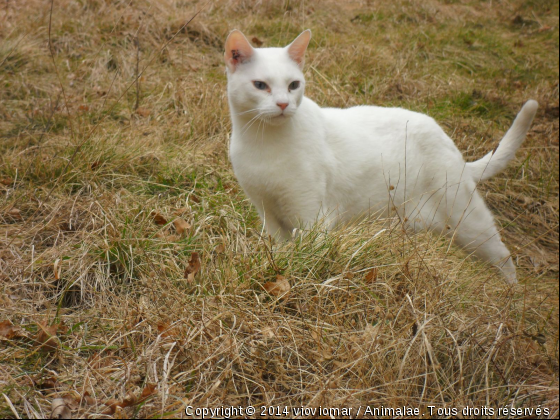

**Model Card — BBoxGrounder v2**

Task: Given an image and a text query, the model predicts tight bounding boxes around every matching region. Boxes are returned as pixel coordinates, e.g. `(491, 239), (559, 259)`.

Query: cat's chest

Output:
(229, 135), (322, 195)
(232, 140), (299, 183)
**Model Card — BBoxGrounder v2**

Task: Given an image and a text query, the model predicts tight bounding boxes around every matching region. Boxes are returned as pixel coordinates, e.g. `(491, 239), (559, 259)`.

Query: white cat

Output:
(224, 29), (538, 284)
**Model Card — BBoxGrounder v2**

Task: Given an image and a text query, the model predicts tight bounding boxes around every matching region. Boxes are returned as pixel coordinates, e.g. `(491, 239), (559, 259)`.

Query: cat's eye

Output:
(289, 81), (300, 90)
(253, 81), (269, 91)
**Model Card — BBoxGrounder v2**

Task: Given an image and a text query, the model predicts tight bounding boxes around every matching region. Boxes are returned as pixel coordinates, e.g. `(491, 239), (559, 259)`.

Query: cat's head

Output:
(224, 29), (311, 126)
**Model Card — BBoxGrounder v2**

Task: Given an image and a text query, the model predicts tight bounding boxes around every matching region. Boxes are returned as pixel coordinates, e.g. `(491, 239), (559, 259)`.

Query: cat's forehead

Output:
(244, 47), (302, 79)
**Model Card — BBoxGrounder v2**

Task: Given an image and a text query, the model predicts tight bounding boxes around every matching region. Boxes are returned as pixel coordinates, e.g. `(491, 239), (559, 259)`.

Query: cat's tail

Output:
(467, 100), (538, 182)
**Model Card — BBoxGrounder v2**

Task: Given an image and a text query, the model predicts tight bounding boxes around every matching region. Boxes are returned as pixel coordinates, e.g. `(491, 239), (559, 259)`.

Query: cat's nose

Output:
(276, 102), (288, 111)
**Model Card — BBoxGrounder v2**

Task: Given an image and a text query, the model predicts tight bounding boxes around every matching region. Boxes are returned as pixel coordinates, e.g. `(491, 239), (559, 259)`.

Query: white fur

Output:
(225, 30), (538, 284)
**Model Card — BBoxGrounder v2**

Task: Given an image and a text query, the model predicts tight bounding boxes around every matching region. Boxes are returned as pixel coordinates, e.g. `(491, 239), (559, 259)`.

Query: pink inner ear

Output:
(287, 30), (311, 66)
(225, 30), (254, 70)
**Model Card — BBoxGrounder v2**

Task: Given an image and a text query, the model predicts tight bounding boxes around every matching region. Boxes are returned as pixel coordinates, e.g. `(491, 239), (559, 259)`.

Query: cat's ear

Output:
(286, 29), (312, 68)
(224, 30), (254, 72)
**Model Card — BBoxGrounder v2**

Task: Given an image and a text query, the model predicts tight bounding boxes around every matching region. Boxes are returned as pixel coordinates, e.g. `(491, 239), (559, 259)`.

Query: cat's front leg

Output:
(253, 203), (292, 241)
(264, 212), (293, 241)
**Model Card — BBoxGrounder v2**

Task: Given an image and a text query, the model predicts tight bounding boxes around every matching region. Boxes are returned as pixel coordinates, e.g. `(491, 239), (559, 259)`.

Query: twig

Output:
(135, 35), (140, 111)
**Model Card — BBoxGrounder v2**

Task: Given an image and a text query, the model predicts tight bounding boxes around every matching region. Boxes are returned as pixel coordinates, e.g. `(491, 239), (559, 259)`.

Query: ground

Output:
(0, 0), (558, 418)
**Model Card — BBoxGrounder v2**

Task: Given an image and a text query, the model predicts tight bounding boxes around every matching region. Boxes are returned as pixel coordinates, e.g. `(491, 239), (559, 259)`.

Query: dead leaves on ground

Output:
(152, 210), (191, 240)
(135, 107), (151, 118)
(51, 398), (72, 419)
(5, 207), (22, 221)
(364, 267), (379, 283)
(263, 275), (291, 299)
(173, 218), (191, 236)
(46, 383), (157, 418)
(1, 177), (14, 186)
(157, 321), (178, 338)
(151, 211), (168, 226)
(103, 383), (157, 415)
(1, 319), (67, 353)
(184, 252), (201, 282)
(0, 320), (26, 340)
(35, 320), (67, 353)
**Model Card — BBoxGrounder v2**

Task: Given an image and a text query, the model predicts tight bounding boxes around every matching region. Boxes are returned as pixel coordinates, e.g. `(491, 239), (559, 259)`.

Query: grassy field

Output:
(0, 0), (558, 418)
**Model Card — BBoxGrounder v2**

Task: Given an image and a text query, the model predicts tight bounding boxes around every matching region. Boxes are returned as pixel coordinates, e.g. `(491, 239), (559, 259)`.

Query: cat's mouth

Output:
(274, 110), (294, 119)
(257, 110), (290, 123)
(271, 113), (291, 122)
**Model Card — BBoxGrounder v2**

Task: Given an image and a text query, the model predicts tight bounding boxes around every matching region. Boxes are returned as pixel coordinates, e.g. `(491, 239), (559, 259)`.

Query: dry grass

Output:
(0, 0), (558, 418)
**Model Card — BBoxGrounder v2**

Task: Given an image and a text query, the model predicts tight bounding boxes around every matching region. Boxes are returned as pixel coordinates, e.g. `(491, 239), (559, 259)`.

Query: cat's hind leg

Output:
(445, 187), (517, 284)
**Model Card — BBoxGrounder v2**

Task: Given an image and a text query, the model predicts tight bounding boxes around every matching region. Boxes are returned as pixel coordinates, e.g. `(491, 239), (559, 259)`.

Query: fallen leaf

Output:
(103, 399), (120, 415)
(251, 36), (263, 46)
(54, 259), (62, 280)
(364, 268), (378, 283)
(362, 323), (382, 344)
(6, 208), (22, 221)
(103, 393), (137, 415)
(343, 271), (354, 280)
(139, 383), (157, 401)
(114, 406), (129, 419)
(151, 211), (167, 226)
(0, 320), (25, 340)
(90, 161), (101, 170)
(321, 347), (333, 361)
(189, 194), (200, 204)
(38, 376), (58, 390)
(223, 182), (239, 193)
(0, 320), (14, 338)
(136, 107), (151, 117)
(78, 104), (89, 112)
(51, 398), (72, 419)
(102, 383), (156, 416)
(263, 275), (290, 299)
(173, 207), (190, 215)
(310, 330), (319, 342)
(0, 178), (14, 186)
(157, 321), (173, 338)
(173, 218), (191, 236)
(80, 391), (97, 406)
(35, 321), (60, 353)
(184, 252), (201, 282)
(261, 326), (275, 339)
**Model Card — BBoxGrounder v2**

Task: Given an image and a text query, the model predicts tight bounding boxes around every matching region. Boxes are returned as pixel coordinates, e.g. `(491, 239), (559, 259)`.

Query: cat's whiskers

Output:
(237, 108), (260, 116)
(240, 112), (265, 137)
(256, 119), (265, 145)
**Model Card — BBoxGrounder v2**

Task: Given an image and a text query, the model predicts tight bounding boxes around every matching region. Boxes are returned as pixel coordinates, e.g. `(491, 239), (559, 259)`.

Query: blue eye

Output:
(289, 81), (300, 90)
(253, 81), (269, 90)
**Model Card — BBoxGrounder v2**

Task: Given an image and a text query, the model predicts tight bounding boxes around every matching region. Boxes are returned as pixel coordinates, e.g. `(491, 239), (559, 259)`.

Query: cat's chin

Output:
(264, 114), (293, 126)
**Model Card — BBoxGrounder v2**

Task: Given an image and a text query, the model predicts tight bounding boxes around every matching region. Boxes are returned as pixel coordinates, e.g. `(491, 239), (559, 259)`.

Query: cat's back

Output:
(320, 104), (462, 160)
(322, 105), (444, 139)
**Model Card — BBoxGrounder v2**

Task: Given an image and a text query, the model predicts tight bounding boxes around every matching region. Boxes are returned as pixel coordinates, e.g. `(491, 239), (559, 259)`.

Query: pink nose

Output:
(277, 102), (288, 111)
